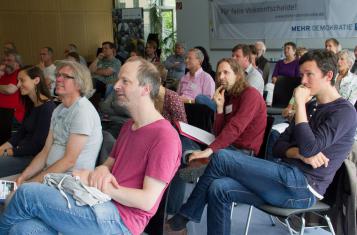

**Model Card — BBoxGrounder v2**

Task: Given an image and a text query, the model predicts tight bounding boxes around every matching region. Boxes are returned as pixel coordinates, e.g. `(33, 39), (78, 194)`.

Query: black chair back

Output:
(272, 76), (300, 108)
(257, 115), (275, 158)
(184, 103), (214, 133)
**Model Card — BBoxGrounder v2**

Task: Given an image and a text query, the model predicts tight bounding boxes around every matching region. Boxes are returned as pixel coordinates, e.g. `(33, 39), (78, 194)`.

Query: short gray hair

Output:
(188, 48), (204, 63)
(55, 60), (93, 97)
(338, 49), (355, 69)
(4, 50), (23, 67)
(125, 57), (161, 100)
(255, 41), (266, 54)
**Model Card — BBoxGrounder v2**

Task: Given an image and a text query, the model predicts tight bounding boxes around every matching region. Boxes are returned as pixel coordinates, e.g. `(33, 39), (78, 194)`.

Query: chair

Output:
(267, 76), (300, 115)
(144, 184), (171, 235)
(243, 162), (351, 235)
(184, 103), (214, 133)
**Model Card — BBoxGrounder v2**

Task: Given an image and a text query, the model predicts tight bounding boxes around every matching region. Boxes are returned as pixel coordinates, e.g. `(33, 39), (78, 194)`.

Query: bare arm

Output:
(0, 84), (17, 94)
(29, 133), (89, 183)
(103, 175), (167, 212)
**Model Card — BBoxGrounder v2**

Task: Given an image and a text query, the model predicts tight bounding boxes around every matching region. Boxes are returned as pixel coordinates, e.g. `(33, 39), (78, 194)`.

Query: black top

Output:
(273, 98), (357, 195)
(9, 100), (56, 156)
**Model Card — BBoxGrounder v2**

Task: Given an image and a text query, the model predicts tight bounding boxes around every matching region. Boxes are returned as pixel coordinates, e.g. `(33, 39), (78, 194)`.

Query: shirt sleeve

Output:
(165, 90), (187, 123)
(272, 60), (281, 77)
(201, 74), (215, 98)
(70, 101), (97, 136)
(294, 107), (356, 157)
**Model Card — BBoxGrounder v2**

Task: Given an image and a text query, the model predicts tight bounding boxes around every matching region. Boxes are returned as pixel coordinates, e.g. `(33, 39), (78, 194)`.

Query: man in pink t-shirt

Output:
(0, 57), (181, 235)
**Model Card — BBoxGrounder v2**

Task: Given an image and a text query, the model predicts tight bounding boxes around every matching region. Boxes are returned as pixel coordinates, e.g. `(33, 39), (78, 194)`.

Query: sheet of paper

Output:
(177, 121), (215, 145)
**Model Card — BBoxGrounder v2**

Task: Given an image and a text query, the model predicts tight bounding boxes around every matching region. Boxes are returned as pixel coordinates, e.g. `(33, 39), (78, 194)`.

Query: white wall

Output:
(176, 0), (357, 68)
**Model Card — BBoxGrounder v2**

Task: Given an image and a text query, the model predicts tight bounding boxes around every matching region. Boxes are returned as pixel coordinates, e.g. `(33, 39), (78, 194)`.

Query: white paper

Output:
(178, 121), (215, 145)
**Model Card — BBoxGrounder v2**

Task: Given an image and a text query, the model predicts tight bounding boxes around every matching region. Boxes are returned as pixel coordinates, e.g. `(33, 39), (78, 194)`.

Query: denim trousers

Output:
(0, 183), (131, 235)
(179, 149), (316, 235)
(195, 95), (217, 112)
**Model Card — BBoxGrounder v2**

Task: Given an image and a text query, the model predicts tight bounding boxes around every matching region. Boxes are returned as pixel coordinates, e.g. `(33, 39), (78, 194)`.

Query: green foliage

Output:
(149, 0), (176, 60)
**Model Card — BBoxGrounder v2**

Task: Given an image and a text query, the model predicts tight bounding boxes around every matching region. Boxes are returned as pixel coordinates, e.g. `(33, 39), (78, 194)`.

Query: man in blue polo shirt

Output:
(166, 49), (357, 235)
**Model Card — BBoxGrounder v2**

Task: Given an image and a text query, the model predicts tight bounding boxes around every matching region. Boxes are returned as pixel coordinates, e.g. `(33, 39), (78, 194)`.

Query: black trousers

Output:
(0, 108), (14, 145)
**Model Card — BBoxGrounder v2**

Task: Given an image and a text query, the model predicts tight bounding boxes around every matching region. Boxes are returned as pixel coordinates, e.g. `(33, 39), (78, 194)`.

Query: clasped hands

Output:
(72, 166), (119, 195)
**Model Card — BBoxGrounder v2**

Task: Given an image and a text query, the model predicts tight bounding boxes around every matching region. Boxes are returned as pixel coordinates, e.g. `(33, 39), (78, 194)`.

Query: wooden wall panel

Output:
(0, 0), (113, 64)
(85, 12), (114, 60)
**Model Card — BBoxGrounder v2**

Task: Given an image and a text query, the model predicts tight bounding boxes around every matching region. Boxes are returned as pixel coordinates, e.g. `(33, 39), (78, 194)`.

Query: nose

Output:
(114, 79), (122, 90)
(300, 74), (308, 85)
(17, 81), (21, 88)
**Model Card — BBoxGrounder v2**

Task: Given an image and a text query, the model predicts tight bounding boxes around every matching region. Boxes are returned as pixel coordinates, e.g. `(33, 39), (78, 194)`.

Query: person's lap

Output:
(0, 183), (130, 235)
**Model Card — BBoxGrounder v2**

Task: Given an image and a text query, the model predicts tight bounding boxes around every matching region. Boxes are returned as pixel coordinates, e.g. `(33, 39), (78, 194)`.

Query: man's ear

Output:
(141, 84), (151, 96)
(325, 70), (334, 82)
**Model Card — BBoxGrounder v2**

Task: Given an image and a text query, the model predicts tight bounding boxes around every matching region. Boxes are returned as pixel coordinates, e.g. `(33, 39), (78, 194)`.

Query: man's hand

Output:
(15, 175), (26, 187)
(88, 165), (112, 191)
(97, 53), (104, 60)
(188, 148), (213, 162)
(213, 86), (225, 113)
(101, 173), (120, 196)
(301, 152), (329, 169)
(294, 85), (311, 105)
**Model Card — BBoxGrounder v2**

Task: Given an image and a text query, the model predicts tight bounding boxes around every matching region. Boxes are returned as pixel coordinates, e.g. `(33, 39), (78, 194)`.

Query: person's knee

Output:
(207, 179), (229, 202)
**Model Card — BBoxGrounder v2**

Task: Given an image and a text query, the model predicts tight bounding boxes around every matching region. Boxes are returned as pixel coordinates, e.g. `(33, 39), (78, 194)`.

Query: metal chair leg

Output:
(270, 215), (276, 226)
(324, 215), (336, 235)
(285, 217), (296, 235)
(299, 216), (306, 235)
(244, 205), (254, 235)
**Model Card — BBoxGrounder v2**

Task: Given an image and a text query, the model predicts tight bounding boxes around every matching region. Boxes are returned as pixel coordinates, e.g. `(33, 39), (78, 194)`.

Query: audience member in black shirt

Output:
(0, 66), (55, 178)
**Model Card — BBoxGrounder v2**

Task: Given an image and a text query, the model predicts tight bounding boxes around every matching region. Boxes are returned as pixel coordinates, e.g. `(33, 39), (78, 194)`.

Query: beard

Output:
(4, 65), (14, 74)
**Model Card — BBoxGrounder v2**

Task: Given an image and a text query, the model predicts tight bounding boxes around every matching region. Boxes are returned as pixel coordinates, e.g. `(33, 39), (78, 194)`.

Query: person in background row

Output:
(0, 66), (55, 178)
(232, 44), (264, 95)
(65, 51), (81, 64)
(144, 40), (160, 63)
(38, 47), (56, 95)
(89, 41), (121, 99)
(0, 50), (23, 145)
(272, 42), (300, 84)
(164, 42), (186, 90)
(249, 44), (263, 75)
(325, 38), (341, 54)
(296, 47), (308, 59)
(255, 41), (270, 84)
(177, 48), (215, 104)
(194, 46), (216, 80)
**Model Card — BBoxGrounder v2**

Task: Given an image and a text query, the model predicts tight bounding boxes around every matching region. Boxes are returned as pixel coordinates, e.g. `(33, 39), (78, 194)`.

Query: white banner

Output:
(210, 0), (357, 40)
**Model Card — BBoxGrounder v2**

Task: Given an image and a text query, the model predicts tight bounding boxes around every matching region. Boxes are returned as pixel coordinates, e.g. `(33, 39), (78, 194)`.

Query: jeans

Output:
(0, 183), (131, 235)
(195, 95), (216, 112)
(179, 149), (316, 235)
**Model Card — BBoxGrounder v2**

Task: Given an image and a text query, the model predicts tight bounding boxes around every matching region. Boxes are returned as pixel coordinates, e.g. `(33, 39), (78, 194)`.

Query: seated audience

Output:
(272, 42), (300, 84)
(0, 57), (181, 235)
(0, 50), (23, 145)
(325, 38), (341, 54)
(249, 44), (263, 74)
(255, 41), (270, 84)
(168, 58), (267, 213)
(232, 44), (264, 95)
(194, 46), (216, 79)
(164, 42), (186, 90)
(89, 41), (121, 98)
(166, 49), (357, 235)
(177, 48), (215, 104)
(38, 47), (56, 95)
(0, 66), (55, 178)
(14, 60), (102, 186)
(144, 40), (160, 63)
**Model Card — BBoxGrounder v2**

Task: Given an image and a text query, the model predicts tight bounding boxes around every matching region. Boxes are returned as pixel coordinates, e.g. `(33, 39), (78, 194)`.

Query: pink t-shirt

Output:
(110, 119), (181, 235)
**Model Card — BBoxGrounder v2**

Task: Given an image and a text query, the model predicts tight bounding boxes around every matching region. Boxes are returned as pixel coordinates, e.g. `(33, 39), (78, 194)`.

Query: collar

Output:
(245, 63), (253, 74)
(189, 67), (204, 78)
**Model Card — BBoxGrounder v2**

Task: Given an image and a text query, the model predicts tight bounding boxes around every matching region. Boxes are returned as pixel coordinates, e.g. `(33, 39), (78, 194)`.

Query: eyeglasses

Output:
(55, 72), (75, 80)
